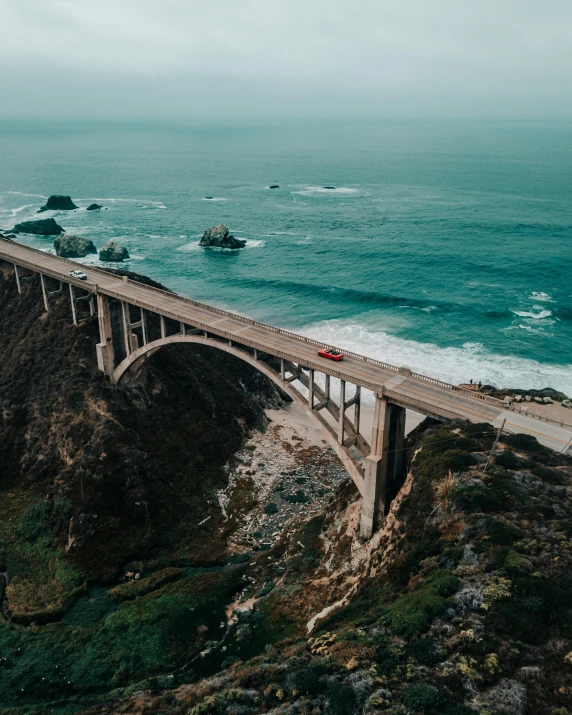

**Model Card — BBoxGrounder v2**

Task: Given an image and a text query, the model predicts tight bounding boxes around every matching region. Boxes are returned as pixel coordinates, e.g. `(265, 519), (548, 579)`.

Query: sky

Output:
(1, 0), (571, 119)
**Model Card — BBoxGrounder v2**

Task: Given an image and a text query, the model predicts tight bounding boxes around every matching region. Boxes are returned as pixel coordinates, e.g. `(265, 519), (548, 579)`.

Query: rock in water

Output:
(269, 184), (280, 189)
(13, 218), (64, 235)
(38, 195), (78, 212)
(53, 235), (97, 258)
(86, 203), (103, 211)
(99, 241), (130, 262)
(199, 223), (246, 249)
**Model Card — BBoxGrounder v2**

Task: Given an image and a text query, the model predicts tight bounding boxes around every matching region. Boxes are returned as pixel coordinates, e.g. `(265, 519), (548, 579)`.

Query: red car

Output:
(317, 348), (344, 361)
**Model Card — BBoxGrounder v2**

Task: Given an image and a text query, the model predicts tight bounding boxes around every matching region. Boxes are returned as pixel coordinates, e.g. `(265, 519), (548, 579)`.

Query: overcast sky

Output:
(1, 0), (571, 119)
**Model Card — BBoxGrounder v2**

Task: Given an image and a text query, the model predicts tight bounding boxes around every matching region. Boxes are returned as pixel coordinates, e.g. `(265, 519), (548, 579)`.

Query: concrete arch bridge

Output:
(2, 239), (571, 538)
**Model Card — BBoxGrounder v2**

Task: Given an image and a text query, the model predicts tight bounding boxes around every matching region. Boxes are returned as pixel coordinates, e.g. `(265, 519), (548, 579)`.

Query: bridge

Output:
(2, 238), (572, 538)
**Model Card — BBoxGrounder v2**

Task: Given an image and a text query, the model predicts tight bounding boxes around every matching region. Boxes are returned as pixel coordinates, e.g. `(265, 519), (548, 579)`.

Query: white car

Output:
(69, 269), (88, 281)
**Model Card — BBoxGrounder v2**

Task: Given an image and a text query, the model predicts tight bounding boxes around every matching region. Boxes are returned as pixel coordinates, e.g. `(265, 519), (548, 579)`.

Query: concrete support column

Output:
(338, 379), (346, 443)
(121, 302), (131, 356)
(353, 385), (361, 435)
(308, 369), (315, 410)
(161, 315), (166, 339)
(40, 274), (49, 312)
(89, 296), (95, 316)
(141, 309), (148, 345)
(69, 284), (77, 325)
(389, 405), (407, 487)
(253, 349), (258, 360)
(325, 374), (330, 401)
(280, 358), (286, 380)
(14, 264), (21, 294)
(180, 322), (185, 335)
(96, 294), (115, 377)
(360, 393), (391, 538)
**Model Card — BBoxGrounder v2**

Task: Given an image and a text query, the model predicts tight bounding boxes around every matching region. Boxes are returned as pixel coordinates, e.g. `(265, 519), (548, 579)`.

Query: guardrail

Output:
(3, 239), (572, 430)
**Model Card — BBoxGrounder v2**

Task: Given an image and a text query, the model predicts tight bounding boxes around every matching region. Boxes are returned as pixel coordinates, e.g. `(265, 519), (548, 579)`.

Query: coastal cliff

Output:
(1, 264), (572, 714)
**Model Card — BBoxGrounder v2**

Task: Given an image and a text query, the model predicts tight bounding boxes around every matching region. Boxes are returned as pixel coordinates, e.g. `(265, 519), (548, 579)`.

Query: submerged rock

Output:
(53, 235), (97, 258)
(99, 241), (130, 262)
(13, 218), (64, 235)
(323, 186), (336, 190)
(86, 203), (103, 211)
(269, 184), (280, 189)
(38, 195), (78, 212)
(199, 223), (245, 250)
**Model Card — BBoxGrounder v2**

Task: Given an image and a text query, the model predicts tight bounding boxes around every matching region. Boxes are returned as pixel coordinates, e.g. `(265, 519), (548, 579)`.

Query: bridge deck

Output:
(2, 239), (571, 454)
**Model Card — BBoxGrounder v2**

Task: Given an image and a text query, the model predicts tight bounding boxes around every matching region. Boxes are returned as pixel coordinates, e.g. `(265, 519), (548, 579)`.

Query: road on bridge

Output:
(1, 238), (571, 455)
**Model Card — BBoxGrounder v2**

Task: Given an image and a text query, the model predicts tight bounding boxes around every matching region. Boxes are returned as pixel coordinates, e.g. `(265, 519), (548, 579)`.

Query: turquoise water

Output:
(1, 120), (571, 392)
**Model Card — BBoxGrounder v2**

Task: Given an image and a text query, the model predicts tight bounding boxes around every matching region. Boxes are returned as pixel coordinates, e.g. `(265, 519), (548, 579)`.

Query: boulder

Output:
(534, 397), (544, 404)
(53, 235), (97, 258)
(86, 203), (103, 211)
(199, 223), (245, 250)
(38, 195), (78, 212)
(99, 241), (130, 262)
(563, 400), (572, 409)
(13, 218), (64, 235)
(542, 397), (553, 404)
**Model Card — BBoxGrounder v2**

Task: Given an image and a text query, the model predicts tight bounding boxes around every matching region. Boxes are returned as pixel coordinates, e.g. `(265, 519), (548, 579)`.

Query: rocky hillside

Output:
(85, 426), (572, 714)
(2, 262), (572, 715)
(0, 263), (288, 710)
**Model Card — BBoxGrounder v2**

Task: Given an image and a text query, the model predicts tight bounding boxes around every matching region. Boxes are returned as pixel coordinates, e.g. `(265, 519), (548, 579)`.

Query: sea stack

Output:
(38, 195), (78, 212)
(86, 203), (103, 211)
(199, 223), (245, 249)
(53, 235), (97, 258)
(12, 218), (64, 235)
(99, 240), (130, 262)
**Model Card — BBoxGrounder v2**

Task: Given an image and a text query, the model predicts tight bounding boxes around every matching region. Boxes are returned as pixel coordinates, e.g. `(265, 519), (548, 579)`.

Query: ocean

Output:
(1, 119), (570, 393)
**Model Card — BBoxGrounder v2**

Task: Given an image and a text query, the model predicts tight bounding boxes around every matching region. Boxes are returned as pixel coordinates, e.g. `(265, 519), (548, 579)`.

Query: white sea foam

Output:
(300, 318), (572, 394)
(244, 240), (266, 248)
(201, 197), (228, 202)
(176, 241), (202, 252)
(512, 309), (552, 320)
(293, 186), (359, 196)
(530, 291), (553, 302)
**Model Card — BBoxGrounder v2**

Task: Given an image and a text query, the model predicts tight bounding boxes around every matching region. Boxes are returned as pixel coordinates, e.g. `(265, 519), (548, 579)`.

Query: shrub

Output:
(486, 519), (522, 545)
(434, 472), (459, 512)
(505, 433), (548, 454)
(326, 682), (357, 714)
(531, 465), (565, 485)
(495, 451), (520, 470)
(402, 683), (443, 713)
(264, 503), (279, 514)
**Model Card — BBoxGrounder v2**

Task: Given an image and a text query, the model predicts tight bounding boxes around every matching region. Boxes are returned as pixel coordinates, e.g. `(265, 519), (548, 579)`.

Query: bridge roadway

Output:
(1, 238), (572, 457)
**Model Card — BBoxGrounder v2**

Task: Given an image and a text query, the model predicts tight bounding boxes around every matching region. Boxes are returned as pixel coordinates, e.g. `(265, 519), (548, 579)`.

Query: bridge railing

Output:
(4, 239), (572, 430)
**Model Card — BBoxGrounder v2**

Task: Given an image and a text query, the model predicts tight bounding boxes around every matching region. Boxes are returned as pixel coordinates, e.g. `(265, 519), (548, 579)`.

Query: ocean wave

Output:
(292, 186), (359, 196)
(176, 239), (265, 251)
(530, 291), (553, 302)
(512, 309), (552, 320)
(201, 197), (228, 202)
(300, 319), (572, 394)
(245, 240), (266, 248)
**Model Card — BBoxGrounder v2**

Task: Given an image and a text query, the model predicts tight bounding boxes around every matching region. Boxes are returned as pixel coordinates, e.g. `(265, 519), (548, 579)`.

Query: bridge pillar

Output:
(360, 393), (391, 538)
(69, 284), (77, 325)
(324, 374), (330, 401)
(280, 359), (285, 380)
(360, 396), (408, 538)
(308, 369), (315, 409)
(141, 309), (148, 345)
(338, 379), (346, 443)
(353, 385), (361, 434)
(121, 303), (131, 356)
(96, 294), (115, 378)
(13, 264), (21, 294)
(161, 316), (166, 339)
(40, 274), (49, 312)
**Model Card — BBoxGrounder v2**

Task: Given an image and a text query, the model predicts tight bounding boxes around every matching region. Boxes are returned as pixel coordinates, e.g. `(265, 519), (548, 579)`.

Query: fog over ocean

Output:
(1, 119), (571, 393)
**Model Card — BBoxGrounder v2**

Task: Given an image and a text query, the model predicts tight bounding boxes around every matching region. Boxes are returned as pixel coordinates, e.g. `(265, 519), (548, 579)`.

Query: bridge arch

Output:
(113, 334), (366, 495)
